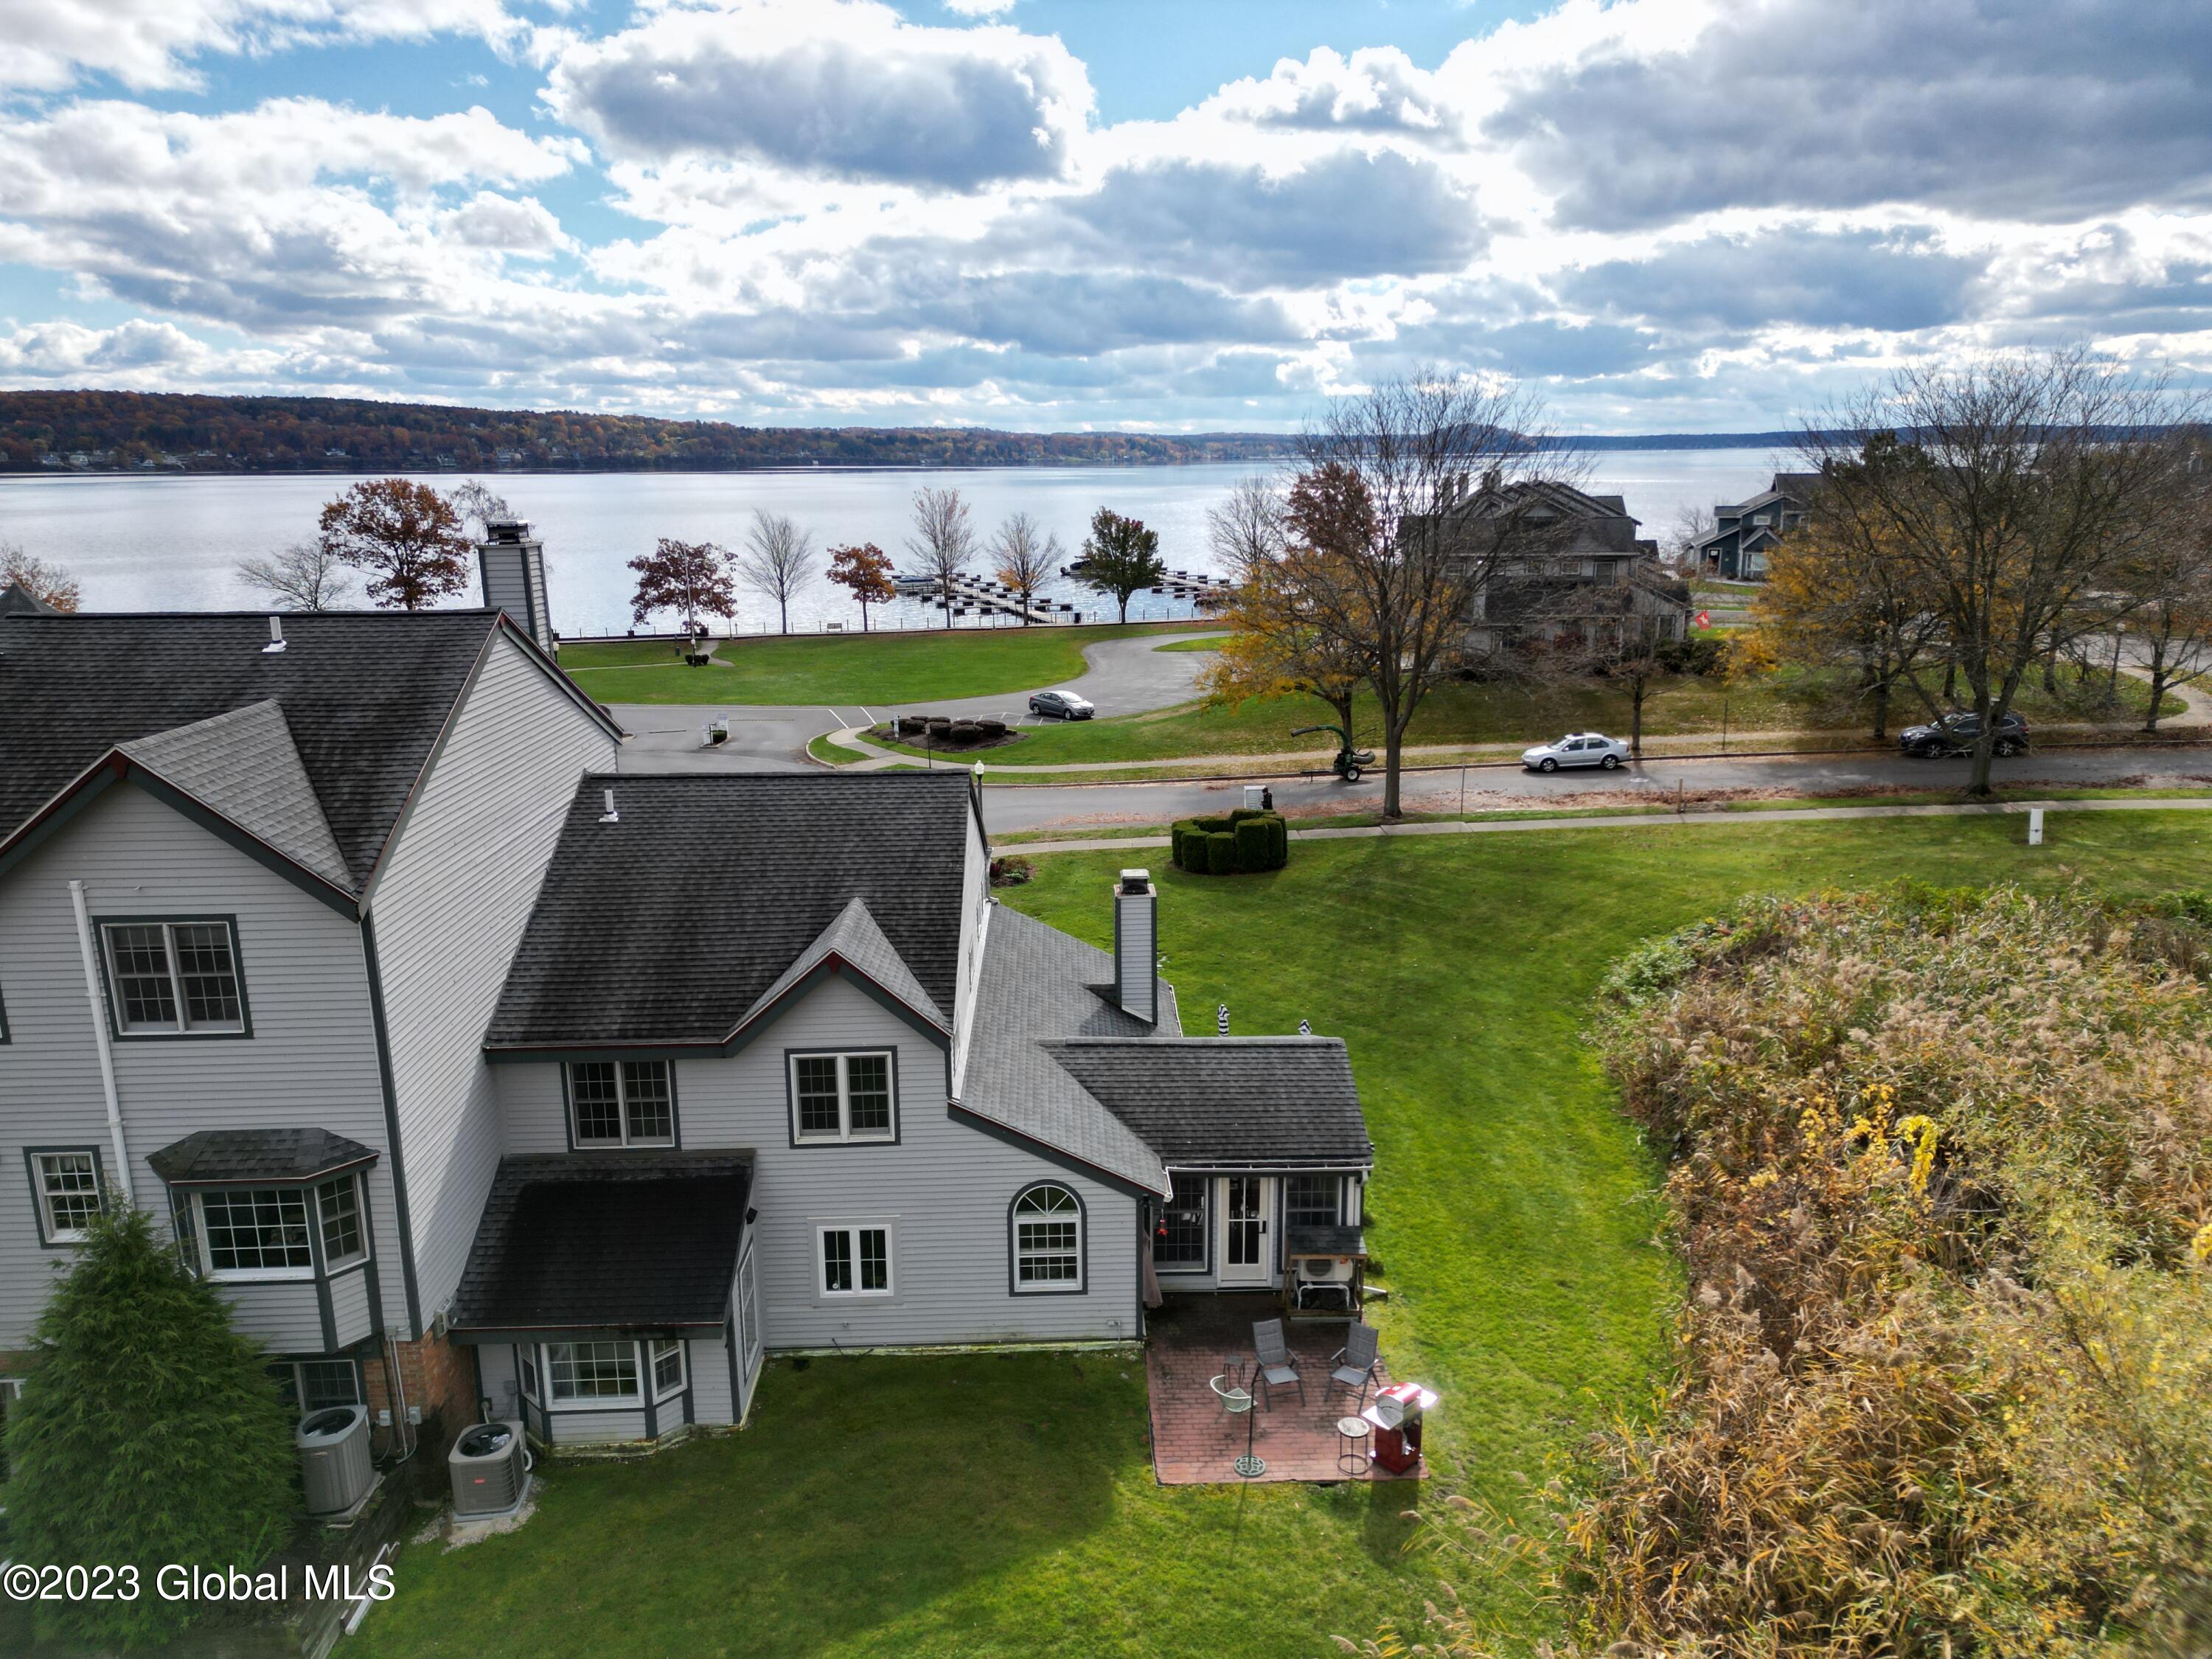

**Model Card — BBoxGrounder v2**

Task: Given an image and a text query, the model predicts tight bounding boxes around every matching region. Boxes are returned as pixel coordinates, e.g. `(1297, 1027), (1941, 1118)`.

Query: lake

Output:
(0, 449), (1789, 636)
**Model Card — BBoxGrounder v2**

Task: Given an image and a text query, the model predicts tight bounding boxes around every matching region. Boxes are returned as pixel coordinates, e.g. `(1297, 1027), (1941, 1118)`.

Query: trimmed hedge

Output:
(1171, 810), (1290, 875)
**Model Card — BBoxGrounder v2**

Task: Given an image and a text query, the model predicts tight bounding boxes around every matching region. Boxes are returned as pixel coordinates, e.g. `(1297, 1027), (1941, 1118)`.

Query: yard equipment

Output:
(1291, 724), (1374, 782)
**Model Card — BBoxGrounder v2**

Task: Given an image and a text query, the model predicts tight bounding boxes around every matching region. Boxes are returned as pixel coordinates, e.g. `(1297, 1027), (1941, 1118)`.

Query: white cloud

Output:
(543, 0), (1093, 189)
(1200, 46), (1459, 141)
(942, 0), (1018, 13)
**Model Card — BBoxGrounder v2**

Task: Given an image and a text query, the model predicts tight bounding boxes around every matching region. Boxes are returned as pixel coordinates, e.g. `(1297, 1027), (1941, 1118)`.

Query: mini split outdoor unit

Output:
(448, 1419), (532, 1520)
(1296, 1256), (1355, 1284)
(296, 1405), (375, 1517)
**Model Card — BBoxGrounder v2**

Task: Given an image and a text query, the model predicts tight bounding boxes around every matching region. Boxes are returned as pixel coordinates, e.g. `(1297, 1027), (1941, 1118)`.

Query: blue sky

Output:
(0, 0), (2207, 433)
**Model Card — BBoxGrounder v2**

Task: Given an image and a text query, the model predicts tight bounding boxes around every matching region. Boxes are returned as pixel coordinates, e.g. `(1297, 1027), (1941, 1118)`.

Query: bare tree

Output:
(2113, 451), (2212, 732)
(737, 509), (814, 634)
(0, 543), (80, 611)
(1804, 349), (2204, 794)
(907, 487), (974, 627)
(1282, 369), (1573, 818)
(236, 541), (355, 611)
(1667, 503), (1717, 572)
(446, 479), (512, 539)
(990, 511), (1057, 625)
(1202, 474), (1366, 738)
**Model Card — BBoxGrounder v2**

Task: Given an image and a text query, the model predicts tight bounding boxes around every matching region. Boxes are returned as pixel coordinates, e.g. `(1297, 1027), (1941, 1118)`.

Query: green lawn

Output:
(350, 811), (2212, 1659)
(1150, 634), (1228, 654)
(872, 661), (2180, 767)
(558, 623), (1206, 706)
(807, 733), (873, 765)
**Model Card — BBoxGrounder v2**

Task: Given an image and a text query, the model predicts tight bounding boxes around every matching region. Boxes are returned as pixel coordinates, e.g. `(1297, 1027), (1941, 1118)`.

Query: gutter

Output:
(66, 880), (133, 1204)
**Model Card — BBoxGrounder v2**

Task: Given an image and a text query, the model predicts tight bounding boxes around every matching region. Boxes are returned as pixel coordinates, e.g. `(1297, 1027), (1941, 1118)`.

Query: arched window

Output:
(1010, 1183), (1084, 1294)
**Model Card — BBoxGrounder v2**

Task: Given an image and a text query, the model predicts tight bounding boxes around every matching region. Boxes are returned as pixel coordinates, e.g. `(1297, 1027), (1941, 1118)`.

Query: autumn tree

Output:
(827, 542), (896, 632)
(235, 541), (355, 611)
(990, 510), (1058, 625)
(2112, 454), (2212, 732)
(737, 509), (813, 634)
(1283, 371), (1570, 818)
(316, 477), (472, 610)
(907, 486), (974, 627)
(0, 543), (80, 611)
(1079, 508), (1165, 624)
(1746, 462), (1944, 740)
(1805, 349), (2203, 794)
(1200, 473), (1365, 737)
(628, 537), (735, 635)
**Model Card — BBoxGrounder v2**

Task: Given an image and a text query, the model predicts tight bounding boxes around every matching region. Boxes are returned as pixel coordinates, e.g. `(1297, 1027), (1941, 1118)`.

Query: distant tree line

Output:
(0, 390), (1300, 474)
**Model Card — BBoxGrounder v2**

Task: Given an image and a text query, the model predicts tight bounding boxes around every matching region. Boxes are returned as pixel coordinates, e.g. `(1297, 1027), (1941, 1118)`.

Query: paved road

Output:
(608, 630), (1225, 774)
(977, 743), (2212, 832)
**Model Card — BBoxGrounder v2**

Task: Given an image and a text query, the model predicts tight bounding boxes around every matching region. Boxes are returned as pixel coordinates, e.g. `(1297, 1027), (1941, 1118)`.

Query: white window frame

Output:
(650, 1338), (686, 1401)
(545, 1340), (642, 1408)
(789, 1051), (897, 1145)
(195, 1186), (316, 1281)
(29, 1150), (104, 1245)
(815, 1221), (895, 1300)
(565, 1060), (676, 1150)
(1011, 1183), (1085, 1295)
(518, 1344), (540, 1404)
(99, 919), (246, 1035)
(315, 1172), (369, 1271)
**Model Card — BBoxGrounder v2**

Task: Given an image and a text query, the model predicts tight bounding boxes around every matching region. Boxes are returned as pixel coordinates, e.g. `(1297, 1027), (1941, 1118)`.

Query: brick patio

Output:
(1144, 1293), (1423, 1486)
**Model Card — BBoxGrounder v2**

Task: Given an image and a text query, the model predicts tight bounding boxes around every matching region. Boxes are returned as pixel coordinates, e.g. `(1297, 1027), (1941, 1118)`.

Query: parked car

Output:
(1520, 732), (1629, 772)
(1029, 689), (1096, 720)
(1899, 710), (2029, 758)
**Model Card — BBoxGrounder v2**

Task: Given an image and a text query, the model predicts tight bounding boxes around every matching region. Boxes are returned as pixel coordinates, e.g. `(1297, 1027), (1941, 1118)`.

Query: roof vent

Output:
(599, 788), (619, 824)
(261, 615), (287, 654)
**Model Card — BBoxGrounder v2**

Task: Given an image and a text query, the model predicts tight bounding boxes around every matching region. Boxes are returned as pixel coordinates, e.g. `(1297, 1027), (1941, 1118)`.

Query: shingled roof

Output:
(119, 700), (352, 891)
(451, 1152), (751, 1335)
(0, 611), (574, 889)
(1040, 1037), (1371, 1169)
(484, 773), (975, 1050)
(148, 1127), (379, 1186)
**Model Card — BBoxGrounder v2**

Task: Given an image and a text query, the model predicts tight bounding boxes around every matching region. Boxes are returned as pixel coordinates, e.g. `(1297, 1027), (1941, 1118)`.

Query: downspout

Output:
(67, 880), (133, 1204)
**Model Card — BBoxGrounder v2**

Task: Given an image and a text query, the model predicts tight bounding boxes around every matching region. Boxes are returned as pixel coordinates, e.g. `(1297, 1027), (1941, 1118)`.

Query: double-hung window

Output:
(316, 1173), (368, 1270)
(790, 1052), (895, 1144)
(29, 1150), (103, 1245)
(1012, 1184), (1084, 1293)
(199, 1186), (313, 1278)
(818, 1223), (892, 1298)
(100, 920), (246, 1035)
(650, 1338), (686, 1399)
(1284, 1175), (1340, 1231)
(566, 1061), (675, 1148)
(546, 1340), (639, 1404)
(1153, 1173), (1208, 1269)
(268, 1358), (363, 1413)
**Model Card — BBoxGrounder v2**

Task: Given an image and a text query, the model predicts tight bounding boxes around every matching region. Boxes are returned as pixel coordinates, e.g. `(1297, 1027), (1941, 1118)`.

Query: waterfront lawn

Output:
(557, 622), (1202, 706)
(348, 812), (2212, 1659)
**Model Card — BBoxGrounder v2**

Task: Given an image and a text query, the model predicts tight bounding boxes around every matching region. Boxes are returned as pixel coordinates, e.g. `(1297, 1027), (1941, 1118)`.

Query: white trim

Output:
(814, 1219), (896, 1300)
(790, 1051), (897, 1144)
(650, 1337), (686, 1402)
(100, 919), (246, 1035)
(29, 1150), (102, 1245)
(566, 1060), (675, 1150)
(1012, 1183), (1085, 1293)
(315, 1172), (370, 1271)
(1218, 1175), (1273, 1288)
(66, 882), (132, 1204)
(196, 1186), (316, 1281)
(545, 1338), (644, 1408)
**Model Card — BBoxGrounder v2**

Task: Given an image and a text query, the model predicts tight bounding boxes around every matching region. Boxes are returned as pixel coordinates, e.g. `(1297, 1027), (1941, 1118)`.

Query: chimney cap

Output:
(1119, 868), (1152, 893)
(483, 516), (531, 542)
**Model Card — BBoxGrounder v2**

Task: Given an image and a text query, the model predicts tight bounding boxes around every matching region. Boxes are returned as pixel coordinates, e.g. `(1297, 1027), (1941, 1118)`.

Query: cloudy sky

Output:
(0, 0), (2207, 433)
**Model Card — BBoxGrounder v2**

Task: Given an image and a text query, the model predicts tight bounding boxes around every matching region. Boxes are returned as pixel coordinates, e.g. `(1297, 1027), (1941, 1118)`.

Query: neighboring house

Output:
(1445, 479), (1692, 655)
(1693, 472), (1819, 581)
(0, 597), (1372, 1454)
(0, 582), (62, 619)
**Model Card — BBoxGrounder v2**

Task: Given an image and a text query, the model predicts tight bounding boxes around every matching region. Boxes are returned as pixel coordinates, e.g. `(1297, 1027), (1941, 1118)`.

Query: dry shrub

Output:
(1402, 887), (2212, 1659)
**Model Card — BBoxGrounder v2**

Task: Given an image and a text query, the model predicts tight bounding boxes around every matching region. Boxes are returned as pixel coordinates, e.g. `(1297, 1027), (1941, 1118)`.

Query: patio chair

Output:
(1250, 1318), (1306, 1411)
(1328, 1321), (1382, 1410)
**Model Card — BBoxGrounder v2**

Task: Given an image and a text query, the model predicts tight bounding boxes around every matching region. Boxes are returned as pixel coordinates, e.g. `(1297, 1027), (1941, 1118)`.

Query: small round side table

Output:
(1335, 1415), (1372, 1476)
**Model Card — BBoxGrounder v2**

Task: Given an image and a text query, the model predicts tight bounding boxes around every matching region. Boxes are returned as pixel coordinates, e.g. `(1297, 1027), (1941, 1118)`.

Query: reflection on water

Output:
(0, 450), (1787, 636)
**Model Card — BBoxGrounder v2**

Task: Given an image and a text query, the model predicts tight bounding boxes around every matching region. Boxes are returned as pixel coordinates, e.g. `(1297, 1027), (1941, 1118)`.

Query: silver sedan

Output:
(1520, 732), (1629, 773)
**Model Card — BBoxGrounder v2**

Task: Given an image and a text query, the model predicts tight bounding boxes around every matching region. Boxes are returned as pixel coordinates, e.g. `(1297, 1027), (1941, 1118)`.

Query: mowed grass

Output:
(349, 811), (2212, 1659)
(872, 661), (2177, 767)
(557, 622), (1204, 706)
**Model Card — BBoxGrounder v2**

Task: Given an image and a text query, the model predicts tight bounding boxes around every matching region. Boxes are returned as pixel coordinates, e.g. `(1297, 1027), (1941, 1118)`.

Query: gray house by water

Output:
(0, 594), (1370, 1453)
(1693, 472), (1820, 581)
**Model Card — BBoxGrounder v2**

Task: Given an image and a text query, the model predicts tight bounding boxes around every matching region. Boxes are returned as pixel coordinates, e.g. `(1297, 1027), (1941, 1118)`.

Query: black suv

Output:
(1898, 709), (2029, 758)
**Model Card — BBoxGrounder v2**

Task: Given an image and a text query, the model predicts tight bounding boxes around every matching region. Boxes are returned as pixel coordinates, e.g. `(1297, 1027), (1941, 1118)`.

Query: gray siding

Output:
(368, 630), (619, 1333)
(478, 1344), (520, 1422)
(329, 1266), (375, 1348)
(0, 784), (396, 1349)
(547, 1406), (647, 1446)
(688, 1337), (734, 1426)
(495, 973), (1140, 1349)
(220, 1280), (327, 1352)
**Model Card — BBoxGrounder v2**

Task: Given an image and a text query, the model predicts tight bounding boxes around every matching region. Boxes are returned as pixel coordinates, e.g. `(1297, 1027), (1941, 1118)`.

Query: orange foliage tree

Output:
(316, 477), (472, 611)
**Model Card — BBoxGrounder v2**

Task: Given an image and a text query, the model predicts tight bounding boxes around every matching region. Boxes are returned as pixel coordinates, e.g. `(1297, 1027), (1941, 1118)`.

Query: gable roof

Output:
(0, 610), (611, 892)
(451, 1152), (751, 1335)
(484, 773), (975, 1050)
(119, 700), (352, 892)
(1039, 1037), (1371, 1169)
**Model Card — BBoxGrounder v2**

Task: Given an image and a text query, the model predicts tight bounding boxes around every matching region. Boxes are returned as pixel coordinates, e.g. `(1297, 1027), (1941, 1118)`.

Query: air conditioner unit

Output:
(448, 1419), (531, 1520)
(297, 1405), (375, 1517)
(1296, 1256), (1355, 1284)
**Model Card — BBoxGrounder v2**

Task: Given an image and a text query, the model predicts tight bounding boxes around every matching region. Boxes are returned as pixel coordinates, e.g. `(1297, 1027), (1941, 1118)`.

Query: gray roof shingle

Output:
(1040, 1037), (1372, 1169)
(0, 611), (516, 888)
(148, 1127), (379, 1185)
(740, 895), (947, 1033)
(120, 700), (352, 891)
(451, 1152), (751, 1333)
(485, 773), (975, 1048)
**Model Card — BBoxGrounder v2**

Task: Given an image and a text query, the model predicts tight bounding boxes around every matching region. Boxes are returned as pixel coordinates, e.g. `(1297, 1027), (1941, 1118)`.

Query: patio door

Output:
(1219, 1177), (1271, 1287)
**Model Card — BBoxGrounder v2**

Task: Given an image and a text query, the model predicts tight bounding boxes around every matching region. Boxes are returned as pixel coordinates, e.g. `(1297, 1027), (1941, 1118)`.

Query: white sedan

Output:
(1520, 732), (1630, 773)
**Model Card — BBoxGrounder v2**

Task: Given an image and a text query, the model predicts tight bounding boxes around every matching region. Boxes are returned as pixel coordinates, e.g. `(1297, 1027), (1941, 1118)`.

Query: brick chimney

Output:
(477, 518), (554, 656)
